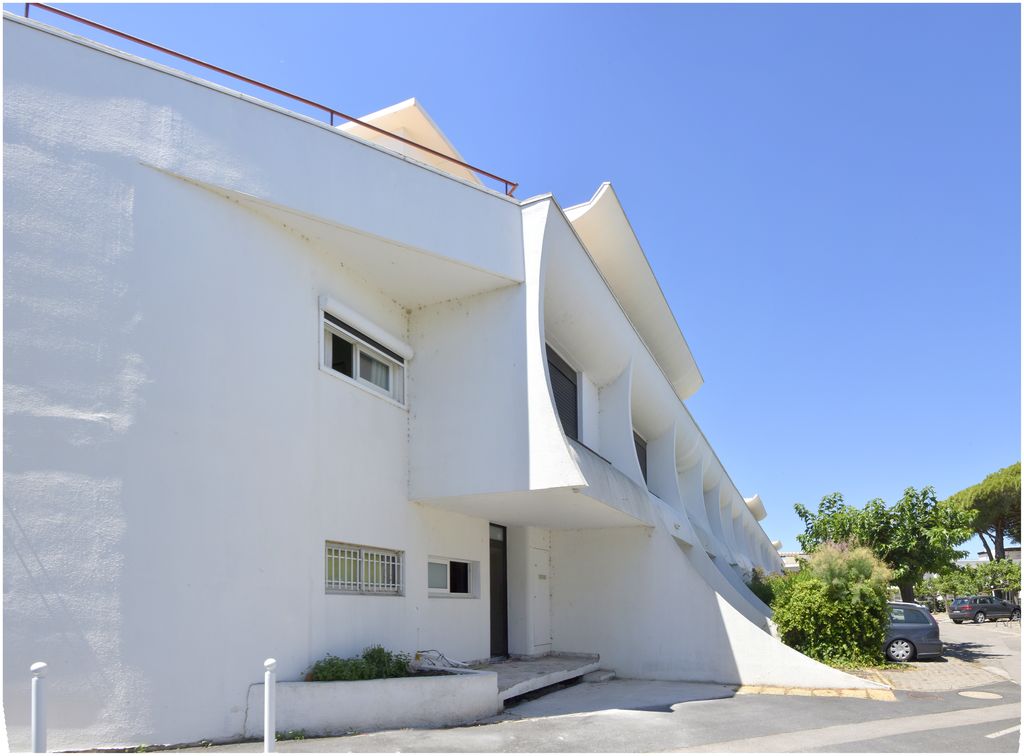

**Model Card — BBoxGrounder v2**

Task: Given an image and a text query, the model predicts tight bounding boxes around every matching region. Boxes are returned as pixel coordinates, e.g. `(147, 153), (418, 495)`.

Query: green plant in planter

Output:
(361, 644), (412, 678)
(307, 645), (411, 681)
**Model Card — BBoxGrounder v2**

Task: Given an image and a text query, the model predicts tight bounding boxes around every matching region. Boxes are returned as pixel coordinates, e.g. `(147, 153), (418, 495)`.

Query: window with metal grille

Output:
(325, 541), (403, 595)
(546, 345), (578, 441)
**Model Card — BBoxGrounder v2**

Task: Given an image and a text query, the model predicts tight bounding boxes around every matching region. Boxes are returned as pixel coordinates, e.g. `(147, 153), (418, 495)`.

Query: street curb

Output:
(734, 685), (896, 701)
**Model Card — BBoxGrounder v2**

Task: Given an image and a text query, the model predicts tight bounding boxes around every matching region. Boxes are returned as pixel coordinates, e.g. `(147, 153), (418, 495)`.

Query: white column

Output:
(31, 661), (47, 753)
(263, 658), (276, 753)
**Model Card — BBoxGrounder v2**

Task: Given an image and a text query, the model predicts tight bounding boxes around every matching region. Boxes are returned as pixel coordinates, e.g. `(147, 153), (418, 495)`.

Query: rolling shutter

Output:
(546, 345), (578, 441)
(634, 432), (648, 483)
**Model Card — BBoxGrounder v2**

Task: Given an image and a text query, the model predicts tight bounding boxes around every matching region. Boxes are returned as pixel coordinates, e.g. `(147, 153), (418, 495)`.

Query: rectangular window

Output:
(325, 541), (403, 595)
(634, 431), (648, 483)
(428, 561), (449, 590)
(322, 311), (405, 404)
(428, 557), (477, 597)
(546, 345), (578, 441)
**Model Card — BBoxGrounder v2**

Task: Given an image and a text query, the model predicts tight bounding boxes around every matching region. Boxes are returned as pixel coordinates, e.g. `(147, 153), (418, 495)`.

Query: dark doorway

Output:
(489, 524), (509, 658)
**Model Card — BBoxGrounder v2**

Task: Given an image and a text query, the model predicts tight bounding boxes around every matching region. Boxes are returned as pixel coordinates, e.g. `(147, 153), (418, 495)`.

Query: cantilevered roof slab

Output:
(565, 183), (703, 402)
(171, 172), (520, 309)
(339, 98), (482, 186)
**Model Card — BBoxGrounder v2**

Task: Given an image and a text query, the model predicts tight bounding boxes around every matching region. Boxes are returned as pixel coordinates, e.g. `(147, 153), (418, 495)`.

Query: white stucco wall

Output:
(3, 16), (500, 750)
(408, 285), (529, 501)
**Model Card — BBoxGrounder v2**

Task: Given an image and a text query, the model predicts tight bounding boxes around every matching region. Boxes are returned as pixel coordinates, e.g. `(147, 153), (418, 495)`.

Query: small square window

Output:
(428, 557), (477, 597)
(322, 311), (404, 403)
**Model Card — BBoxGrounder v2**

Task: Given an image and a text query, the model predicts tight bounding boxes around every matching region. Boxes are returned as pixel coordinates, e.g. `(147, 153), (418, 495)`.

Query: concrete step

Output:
(582, 669), (616, 683)
(491, 655), (601, 704)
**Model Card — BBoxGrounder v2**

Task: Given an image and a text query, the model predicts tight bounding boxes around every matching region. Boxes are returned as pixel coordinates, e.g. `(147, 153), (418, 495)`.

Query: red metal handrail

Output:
(22, 3), (519, 196)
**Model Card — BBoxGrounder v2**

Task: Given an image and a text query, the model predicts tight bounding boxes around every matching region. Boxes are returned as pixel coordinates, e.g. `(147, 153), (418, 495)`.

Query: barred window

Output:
(325, 541), (403, 595)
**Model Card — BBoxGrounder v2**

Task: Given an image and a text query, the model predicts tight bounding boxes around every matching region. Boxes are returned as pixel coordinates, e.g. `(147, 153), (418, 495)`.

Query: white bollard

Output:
(30, 662), (47, 753)
(263, 658), (276, 753)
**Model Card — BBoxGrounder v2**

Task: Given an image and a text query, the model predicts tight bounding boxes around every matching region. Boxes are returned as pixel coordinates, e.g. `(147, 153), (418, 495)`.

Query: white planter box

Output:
(244, 668), (499, 738)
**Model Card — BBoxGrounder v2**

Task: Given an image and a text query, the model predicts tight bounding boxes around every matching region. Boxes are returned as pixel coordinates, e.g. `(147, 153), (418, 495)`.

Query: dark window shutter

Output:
(634, 432), (648, 483)
(546, 346), (578, 441)
(449, 562), (469, 594)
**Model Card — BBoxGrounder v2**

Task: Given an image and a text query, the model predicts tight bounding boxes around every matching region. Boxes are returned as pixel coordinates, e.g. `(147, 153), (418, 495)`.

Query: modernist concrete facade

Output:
(3, 13), (877, 751)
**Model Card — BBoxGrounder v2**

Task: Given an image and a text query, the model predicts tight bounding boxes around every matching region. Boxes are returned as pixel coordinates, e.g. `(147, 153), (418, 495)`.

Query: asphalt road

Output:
(186, 619), (1020, 753)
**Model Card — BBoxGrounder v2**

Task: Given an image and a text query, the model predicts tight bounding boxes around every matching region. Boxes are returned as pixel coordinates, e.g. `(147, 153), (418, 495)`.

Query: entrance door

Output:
(530, 547), (552, 649)
(489, 524), (509, 657)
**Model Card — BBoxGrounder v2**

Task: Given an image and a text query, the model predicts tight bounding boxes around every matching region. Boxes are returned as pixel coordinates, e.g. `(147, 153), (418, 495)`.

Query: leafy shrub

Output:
(307, 645), (411, 682)
(746, 567), (783, 607)
(771, 542), (891, 666)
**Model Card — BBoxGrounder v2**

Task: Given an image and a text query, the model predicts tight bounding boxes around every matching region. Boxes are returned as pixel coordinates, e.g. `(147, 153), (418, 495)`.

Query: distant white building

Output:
(3, 12), (877, 750)
(956, 547), (1022, 566)
(779, 551), (806, 573)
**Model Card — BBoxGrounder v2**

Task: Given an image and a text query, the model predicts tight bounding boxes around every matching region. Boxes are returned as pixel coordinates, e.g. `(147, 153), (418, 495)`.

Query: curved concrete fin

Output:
(524, 199), (586, 490)
(598, 360), (645, 488)
(661, 515), (769, 625)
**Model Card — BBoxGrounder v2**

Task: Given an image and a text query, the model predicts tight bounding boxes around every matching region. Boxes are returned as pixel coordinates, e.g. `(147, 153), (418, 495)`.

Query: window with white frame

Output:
(427, 557), (477, 597)
(325, 541), (403, 595)
(322, 311), (405, 404)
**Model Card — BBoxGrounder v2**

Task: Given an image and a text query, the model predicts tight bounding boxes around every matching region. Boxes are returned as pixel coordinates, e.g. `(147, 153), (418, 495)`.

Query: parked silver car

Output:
(884, 602), (942, 662)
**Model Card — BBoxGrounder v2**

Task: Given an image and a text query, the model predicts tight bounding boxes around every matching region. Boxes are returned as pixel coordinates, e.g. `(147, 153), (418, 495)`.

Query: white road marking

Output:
(959, 690), (1003, 699)
(985, 724), (1021, 739)
(674, 703), (1021, 752)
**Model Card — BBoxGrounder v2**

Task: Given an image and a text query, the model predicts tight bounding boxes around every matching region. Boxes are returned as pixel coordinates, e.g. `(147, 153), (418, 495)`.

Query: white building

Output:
(3, 12), (877, 750)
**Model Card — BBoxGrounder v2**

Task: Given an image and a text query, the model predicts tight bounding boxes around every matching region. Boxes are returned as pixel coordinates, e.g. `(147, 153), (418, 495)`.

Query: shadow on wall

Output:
(549, 525), (742, 685)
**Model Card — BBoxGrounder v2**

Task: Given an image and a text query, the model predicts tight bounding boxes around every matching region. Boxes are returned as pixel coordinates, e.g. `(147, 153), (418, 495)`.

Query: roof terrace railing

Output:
(21, 3), (519, 197)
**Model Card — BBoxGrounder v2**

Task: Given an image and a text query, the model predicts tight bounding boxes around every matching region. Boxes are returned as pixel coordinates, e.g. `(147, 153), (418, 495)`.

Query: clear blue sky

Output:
(17, 3), (1020, 556)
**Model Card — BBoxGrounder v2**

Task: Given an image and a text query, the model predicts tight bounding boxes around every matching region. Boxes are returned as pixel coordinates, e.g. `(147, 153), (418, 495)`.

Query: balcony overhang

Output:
(415, 486), (649, 530)
(414, 441), (659, 530)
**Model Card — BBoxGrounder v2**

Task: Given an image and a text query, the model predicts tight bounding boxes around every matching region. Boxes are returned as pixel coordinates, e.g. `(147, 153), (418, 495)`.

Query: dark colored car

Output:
(947, 596), (1021, 624)
(884, 602), (943, 662)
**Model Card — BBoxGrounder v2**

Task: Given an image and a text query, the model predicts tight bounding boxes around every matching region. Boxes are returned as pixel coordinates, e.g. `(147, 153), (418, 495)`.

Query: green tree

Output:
(944, 463), (1021, 561)
(932, 561), (1021, 599)
(975, 559), (1021, 596)
(795, 486), (974, 602)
